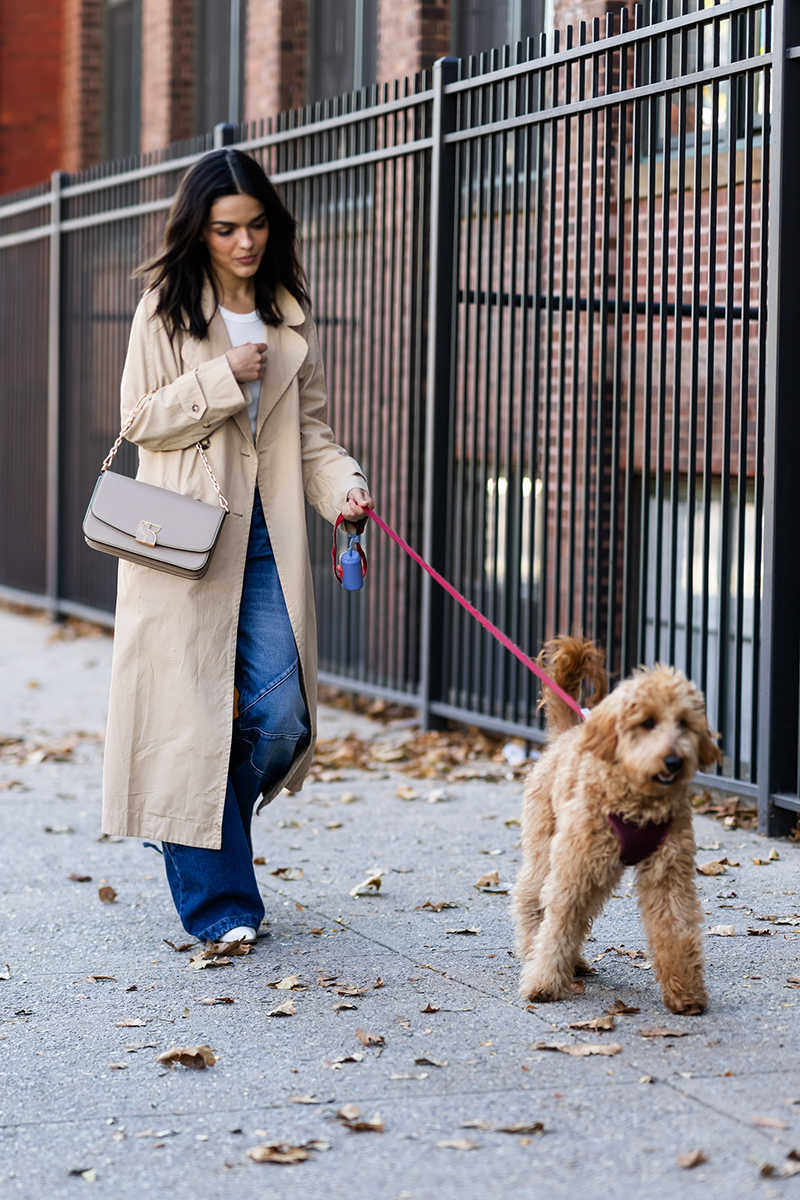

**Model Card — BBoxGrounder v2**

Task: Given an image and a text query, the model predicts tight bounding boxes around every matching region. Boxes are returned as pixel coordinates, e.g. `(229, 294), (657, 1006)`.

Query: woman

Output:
(101, 148), (373, 944)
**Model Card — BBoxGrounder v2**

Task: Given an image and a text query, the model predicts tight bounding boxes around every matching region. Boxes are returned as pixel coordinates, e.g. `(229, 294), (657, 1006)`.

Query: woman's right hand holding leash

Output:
(226, 342), (268, 383)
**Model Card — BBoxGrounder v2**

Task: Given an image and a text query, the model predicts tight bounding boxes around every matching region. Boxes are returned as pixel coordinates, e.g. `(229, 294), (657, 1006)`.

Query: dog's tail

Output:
(537, 635), (608, 739)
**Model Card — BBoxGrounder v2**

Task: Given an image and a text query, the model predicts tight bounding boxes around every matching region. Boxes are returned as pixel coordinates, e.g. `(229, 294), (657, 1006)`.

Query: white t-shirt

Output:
(219, 307), (265, 436)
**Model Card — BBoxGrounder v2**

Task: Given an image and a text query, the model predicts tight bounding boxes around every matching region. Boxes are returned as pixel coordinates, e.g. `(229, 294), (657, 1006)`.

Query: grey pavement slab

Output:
(1, 606), (800, 1199)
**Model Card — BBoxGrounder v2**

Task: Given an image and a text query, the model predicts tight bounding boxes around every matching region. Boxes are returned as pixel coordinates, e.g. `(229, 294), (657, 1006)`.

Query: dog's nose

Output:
(664, 754), (683, 774)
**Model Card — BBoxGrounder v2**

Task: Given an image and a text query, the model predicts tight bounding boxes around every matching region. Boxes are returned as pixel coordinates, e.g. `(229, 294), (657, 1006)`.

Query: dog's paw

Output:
(518, 967), (567, 1003)
(573, 955), (596, 977)
(663, 992), (707, 1015)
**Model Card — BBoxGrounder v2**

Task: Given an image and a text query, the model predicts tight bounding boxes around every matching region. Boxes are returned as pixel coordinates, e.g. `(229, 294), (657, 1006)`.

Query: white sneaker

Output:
(218, 925), (257, 943)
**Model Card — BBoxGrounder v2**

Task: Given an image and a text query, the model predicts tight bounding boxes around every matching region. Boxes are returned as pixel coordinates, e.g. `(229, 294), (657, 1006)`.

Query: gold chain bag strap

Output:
(82, 391), (230, 579)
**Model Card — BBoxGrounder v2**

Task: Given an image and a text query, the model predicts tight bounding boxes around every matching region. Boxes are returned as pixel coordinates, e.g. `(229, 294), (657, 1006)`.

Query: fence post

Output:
(213, 122), (237, 148)
(758, 0), (800, 835)
(419, 56), (459, 729)
(46, 170), (64, 621)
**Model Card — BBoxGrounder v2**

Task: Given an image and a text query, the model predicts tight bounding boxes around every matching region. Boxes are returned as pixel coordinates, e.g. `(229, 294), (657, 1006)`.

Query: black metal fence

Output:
(2, 0), (799, 834)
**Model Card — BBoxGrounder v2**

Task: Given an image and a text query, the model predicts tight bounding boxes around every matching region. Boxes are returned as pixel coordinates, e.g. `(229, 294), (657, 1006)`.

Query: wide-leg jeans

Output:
(162, 491), (310, 941)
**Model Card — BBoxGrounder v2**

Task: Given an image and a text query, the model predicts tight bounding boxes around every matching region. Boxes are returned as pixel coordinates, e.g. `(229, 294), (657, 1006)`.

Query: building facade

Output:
(0, 0), (623, 195)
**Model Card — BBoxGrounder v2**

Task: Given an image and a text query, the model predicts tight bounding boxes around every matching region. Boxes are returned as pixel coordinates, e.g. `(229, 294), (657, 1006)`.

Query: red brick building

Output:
(0, 0), (605, 195)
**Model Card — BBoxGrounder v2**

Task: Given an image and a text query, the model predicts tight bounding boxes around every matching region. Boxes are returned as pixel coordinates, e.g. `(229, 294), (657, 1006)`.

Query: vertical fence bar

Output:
(46, 170), (63, 620)
(420, 57), (459, 729)
(758, 0), (800, 833)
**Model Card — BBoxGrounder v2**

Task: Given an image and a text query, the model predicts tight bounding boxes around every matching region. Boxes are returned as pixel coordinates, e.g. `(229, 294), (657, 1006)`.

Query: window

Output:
(104, 0), (141, 159)
(195, 0), (245, 133)
(451, 0), (544, 61)
(308, 0), (377, 105)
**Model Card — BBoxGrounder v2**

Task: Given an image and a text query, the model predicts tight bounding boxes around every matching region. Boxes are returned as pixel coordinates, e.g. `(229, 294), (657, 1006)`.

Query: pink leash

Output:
(358, 510), (586, 721)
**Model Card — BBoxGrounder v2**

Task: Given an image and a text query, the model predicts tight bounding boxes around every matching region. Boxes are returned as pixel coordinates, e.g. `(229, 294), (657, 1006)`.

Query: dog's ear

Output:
(697, 724), (722, 770)
(580, 704), (618, 762)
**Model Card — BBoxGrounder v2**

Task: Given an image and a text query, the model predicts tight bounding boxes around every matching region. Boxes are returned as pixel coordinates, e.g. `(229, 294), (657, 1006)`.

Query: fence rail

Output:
(2, 0), (799, 834)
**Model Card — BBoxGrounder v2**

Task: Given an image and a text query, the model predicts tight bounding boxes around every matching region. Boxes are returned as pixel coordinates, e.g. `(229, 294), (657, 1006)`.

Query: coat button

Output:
(191, 404), (199, 412)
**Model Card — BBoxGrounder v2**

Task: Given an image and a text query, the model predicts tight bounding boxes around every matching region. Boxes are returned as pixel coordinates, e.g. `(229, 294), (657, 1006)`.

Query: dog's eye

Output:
(641, 717), (656, 730)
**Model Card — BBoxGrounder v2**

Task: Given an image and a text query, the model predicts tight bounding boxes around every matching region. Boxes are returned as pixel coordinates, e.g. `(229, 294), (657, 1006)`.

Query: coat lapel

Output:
(255, 288), (308, 440)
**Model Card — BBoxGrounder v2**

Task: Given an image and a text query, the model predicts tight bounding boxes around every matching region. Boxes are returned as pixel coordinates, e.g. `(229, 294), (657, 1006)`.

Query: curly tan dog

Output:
(513, 635), (720, 1015)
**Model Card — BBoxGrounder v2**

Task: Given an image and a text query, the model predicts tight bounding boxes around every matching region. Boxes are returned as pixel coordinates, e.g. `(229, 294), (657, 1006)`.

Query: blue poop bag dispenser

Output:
(332, 514), (368, 591)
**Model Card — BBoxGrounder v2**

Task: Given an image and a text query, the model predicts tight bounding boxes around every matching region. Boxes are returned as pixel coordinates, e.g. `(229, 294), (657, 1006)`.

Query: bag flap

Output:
(90, 472), (225, 554)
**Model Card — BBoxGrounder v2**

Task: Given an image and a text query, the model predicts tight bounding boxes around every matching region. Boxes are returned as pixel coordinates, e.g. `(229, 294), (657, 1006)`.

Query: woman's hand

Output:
(225, 342), (268, 383)
(342, 488), (374, 520)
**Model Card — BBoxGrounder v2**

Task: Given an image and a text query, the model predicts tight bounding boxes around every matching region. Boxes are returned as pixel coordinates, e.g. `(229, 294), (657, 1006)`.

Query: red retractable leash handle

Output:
(332, 507), (585, 721)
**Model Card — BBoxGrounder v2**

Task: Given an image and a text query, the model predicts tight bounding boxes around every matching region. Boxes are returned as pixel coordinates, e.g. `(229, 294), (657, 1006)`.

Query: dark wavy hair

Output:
(135, 148), (310, 340)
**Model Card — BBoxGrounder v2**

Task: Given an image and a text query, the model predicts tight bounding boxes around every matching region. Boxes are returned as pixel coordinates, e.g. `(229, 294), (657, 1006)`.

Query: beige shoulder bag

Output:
(82, 391), (229, 579)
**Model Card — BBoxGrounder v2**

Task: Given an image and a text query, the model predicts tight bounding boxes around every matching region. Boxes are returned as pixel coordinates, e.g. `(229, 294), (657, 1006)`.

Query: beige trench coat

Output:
(101, 282), (367, 849)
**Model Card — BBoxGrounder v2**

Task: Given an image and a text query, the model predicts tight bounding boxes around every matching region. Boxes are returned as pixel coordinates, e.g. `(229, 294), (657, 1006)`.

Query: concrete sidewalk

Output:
(1, 605), (799, 1200)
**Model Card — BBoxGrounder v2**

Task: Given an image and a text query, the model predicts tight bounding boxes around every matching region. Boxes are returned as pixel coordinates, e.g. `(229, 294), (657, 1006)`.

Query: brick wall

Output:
(140, 0), (194, 152)
(244, 0), (306, 121)
(377, 0), (450, 86)
(0, 0), (64, 193)
(62, 0), (103, 173)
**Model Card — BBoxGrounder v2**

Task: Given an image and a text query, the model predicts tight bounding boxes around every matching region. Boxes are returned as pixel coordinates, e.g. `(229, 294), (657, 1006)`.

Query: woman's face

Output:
(201, 193), (269, 285)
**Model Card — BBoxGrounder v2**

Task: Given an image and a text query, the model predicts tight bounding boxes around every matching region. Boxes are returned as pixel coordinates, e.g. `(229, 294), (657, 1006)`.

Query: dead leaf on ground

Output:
(769, 848), (780, 861)
(289, 1095), (324, 1105)
(0, 965), (11, 980)
(568, 1015), (615, 1032)
(570, 980), (586, 994)
(98, 886), (117, 904)
(708, 925), (736, 937)
(779, 1162), (800, 1178)
(787, 976), (800, 987)
(753, 1115), (789, 1130)
(270, 867), (304, 881)
(534, 1042), (622, 1057)
(396, 786), (419, 800)
(267, 974), (306, 991)
(751, 858), (771, 866)
(115, 1017), (146, 1027)
(437, 1139), (478, 1151)
(246, 1142), (309, 1164)
(334, 1002), (358, 1013)
(374, 977), (385, 989)
(336, 985), (369, 997)
(163, 939), (195, 952)
(195, 997), (234, 1005)
(355, 1028), (384, 1047)
(87, 975), (115, 983)
(68, 873), (92, 882)
(155, 1044), (216, 1069)
(677, 1149), (708, 1169)
(336, 1104), (384, 1132)
(349, 870), (384, 898)
(606, 999), (640, 1015)
(189, 951), (232, 971)
(415, 900), (461, 912)
(747, 928), (773, 937)
(638, 1027), (688, 1039)
(252, 856), (266, 865)
(208, 940), (252, 955)
(446, 927), (481, 936)
(267, 998), (296, 1017)
(414, 1055), (448, 1067)
(323, 1052), (364, 1068)
(474, 871), (499, 889)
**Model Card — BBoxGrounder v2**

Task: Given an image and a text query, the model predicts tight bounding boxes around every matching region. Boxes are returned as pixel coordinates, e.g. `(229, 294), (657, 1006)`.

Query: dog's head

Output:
(579, 664), (720, 794)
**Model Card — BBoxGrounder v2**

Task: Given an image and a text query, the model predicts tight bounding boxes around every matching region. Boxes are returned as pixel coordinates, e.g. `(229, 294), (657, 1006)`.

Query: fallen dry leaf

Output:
(267, 998), (296, 1017)
(751, 858), (770, 866)
(779, 1162), (800, 1178)
(334, 1001), (357, 1013)
(708, 925), (736, 937)
(374, 977), (385, 989)
(252, 855), (266, 865)
(415, 900), (461, 912)
(289, 1095), (324, 1105)
(43, 824), (74, 834)
(247, 1142), (309, 1164)
(606, 999), (640, 1015)
(339, 792), (359, 804)
(349, 870), (384, 898)
(497, 1122), (545, 1135)
(189, 951), (232, 971)
(638, 1027), (688, 1039)
(115, 1017), (146, 1027)
(396, 786), (419, 800)
(445, 926), (481, 936)
(0, 965), (11, 980)
(336, 1105), (384, 1132)
(268, 975), (305, 991)
(68, 873), (91, 883)
(420, 1002), (440, 1014)
(437, 1139), (478, 1151)
(87, 975), (116, 983)
(747, 928), (773, 937)
(753, 1115), (789, 1130)
(355, 1028), (385, 1047)
(475, 871), (499, 888)
(787, 977), (800, 987)
(414, 1055), (448, 1067)
(155, 1044), (216, 1069)
(570, 979), (586, 994)
(195, 997), (234, 1005)
(98, 886), (117, 904)
(207, 940), (252, 956)
(270, 867), (304, 881)
(769, 848), (780, 862)
(568, 1015), (615, 1032)
(677, 1149), (708, 1169)
(163, 939), (194, 952)
(535, 1042), (622, 1057)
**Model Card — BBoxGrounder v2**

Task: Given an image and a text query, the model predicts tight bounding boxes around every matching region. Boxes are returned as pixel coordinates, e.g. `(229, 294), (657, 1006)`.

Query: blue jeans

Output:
(162, 491), (310, 941)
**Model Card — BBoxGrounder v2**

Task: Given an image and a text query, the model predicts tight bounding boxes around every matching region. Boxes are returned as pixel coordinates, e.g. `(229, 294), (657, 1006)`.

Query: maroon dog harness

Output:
(608, 813), (672, 867)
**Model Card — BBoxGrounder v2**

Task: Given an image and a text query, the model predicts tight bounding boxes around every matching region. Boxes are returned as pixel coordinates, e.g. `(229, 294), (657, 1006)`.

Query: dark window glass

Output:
(309, 0), (377, 106)
(451, 0), (543, 61)
(195, 0), (245, 132)
(104, 0), (141, 159)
